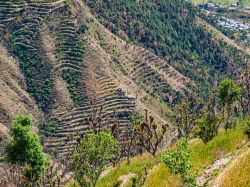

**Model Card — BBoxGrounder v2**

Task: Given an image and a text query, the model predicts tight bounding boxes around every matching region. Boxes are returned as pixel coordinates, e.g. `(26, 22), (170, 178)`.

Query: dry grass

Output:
(216, 149), (250, 187)
(190, 124), (248, 173)
(144, 163), (182, 187)
(65, 120), (248, 187)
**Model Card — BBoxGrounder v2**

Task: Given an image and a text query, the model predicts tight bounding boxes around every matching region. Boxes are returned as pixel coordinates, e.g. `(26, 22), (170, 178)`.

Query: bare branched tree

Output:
(172, 98), (204, 138)
(239, 61), (250, 116)
(0, 165), (27, 187)
(111, 120), (137, 165)
(134, 109), (168, 157)
(39, 160), (72, 187)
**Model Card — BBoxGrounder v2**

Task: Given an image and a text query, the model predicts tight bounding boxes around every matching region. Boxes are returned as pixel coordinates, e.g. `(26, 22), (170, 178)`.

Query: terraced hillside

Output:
(0, 0), (180, 158)
(85, 0), (246, 99)
(0, 0), (247, 159)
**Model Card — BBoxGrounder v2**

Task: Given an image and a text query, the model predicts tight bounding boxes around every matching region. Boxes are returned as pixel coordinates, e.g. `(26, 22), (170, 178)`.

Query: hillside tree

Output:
(5, 115), (48, 183)
(239, 62), (250, 116)
(172, 98), (204, 138)
(134, 110), (168, 157)
(70, 131), (119, 187)
(217, 79), (242, 117)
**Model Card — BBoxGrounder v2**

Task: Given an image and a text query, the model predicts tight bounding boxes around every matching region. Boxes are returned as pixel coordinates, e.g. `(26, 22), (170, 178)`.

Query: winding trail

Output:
(196, 155), (234, 186)
(196, 143), (250, 187)
(118, 173), (135, 187)
(211, 148), (250, 187)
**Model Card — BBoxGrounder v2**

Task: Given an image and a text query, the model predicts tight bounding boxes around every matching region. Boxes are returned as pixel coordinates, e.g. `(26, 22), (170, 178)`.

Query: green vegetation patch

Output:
(11, 27), (54, 111)
(42, 119), (60, 137)
(92, 119), (248, 187)
(62, 68), (81, 103)
(85, 0), (245, 100)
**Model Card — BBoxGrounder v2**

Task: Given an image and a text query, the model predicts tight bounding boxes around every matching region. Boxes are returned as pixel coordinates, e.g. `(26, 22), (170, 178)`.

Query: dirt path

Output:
(99, 166), (115, 179)
(196, 155), (234, 186)
(118, 173), (135, 187)
(196, 141), (250, 187)
(211, 148), (250, 187)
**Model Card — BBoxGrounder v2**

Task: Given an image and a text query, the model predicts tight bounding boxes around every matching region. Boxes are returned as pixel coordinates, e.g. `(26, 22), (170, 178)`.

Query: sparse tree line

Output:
(174, 61), (250, 142)
(0, 106), (168, 187)
(162, 61), (250, 186)
(1, 62), (250, 187)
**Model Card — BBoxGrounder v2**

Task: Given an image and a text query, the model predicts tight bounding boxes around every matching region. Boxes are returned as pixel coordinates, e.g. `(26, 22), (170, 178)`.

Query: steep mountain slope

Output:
(0, 0), (179, 157)
(85, 0), (246, 98)
(0, 0), (246, 159)
(0, 43), (42, 154)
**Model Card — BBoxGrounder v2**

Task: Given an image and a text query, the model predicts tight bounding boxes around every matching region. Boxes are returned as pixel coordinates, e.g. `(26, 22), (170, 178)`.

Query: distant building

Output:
(200, 3), (220, 10)
(207, 3), (215, 8)
(230, 3), (238, 7)
(217, 16), (249, 31)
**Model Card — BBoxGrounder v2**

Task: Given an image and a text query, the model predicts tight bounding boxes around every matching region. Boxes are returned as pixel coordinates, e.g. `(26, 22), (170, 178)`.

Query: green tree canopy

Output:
(161, 138), (196, 186)
(197, 115), (221, 143)
(161, 139), (192, 175)
(5, 115), (47, 181)
(71, 131), (119, 187)
(217, 79), (242, 107)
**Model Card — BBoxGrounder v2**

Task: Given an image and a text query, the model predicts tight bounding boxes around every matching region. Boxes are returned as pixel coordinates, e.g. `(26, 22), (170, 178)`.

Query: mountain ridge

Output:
(0, 0), (247, 162)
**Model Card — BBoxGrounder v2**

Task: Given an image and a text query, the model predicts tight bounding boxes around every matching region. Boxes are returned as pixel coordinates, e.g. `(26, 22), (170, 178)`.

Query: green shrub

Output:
(43, 120), (59, 137)
(5, 115), (47, 182)
(244, 118), (250, 139)
(71, 131), (119, 187)
(197, 115), (221, 143)
(224, 117), (239, 131)
(161, 138), (197, 186)
(64, 0), (72, 6)
(161, 139), (192, 175)
(116, 111), (134, 119)
(79, 23), (89, 34)
(62, 68), (81, 103)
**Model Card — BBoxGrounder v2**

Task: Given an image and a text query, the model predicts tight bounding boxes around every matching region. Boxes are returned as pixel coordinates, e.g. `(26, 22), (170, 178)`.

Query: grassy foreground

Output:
(66, 120), (248, 187)
(217, 149), (250, 187)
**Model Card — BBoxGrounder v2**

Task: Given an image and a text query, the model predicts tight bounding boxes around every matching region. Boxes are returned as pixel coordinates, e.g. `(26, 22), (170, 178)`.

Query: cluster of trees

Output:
(161, 63), (250, 186)
(85, 0), (245, 100)
(69, 109), (169, 186)
(1, 63), (250, 186)
(62, 68), (82, 103)
(173, 78), (243, 142)
(1, 108), (169, 187)
(11, 21), (54, 112)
